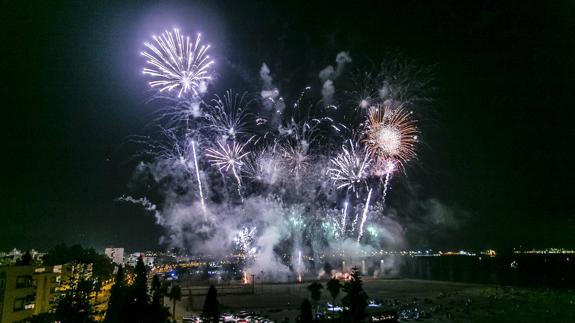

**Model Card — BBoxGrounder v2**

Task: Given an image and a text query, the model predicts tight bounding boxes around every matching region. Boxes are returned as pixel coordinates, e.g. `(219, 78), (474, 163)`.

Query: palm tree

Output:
(151, 275), (162, 306)
(168, 285), (182, 320)
(160, 280), (170, 306)
(299, 299), (313, 323)
(326, 278), (341, 313)
(342, 267), (368, 322)
(307, 281), (323, 318)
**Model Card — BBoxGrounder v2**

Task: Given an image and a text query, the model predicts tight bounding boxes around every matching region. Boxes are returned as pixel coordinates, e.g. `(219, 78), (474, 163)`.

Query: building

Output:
(125, 252), (156, 268)
(104, 247), (124, 265)
(0, 266), (37, 323)
(142, 252), (156, 267)
(0, 249), (46, 267)
(0, 263), (94, 323)
(32, 266), (61, 315)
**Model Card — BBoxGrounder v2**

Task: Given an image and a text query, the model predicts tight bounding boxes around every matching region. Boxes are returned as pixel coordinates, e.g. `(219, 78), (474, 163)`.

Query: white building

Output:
(104, 247), (124, 265)
(125, 252), (156, 267)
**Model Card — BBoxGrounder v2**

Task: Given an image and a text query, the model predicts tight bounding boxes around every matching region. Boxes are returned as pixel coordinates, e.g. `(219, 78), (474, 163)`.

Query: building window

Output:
(15, 275), (33, 288)
(13, 294), (35, 312)
(13, 298), (25, 311)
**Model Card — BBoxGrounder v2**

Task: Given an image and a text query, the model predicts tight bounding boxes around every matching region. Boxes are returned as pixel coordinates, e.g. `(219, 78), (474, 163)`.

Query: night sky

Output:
(2, 0), (574, 252)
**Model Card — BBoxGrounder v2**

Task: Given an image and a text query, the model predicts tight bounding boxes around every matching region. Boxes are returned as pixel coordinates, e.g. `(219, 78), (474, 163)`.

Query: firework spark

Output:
(142, 29), (214, 98)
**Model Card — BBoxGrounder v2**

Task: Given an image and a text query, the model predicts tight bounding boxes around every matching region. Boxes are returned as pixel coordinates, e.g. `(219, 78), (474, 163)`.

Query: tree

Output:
(307, 281), (323, 317)
(133, 255), (149, 307)
(104, 266), (127, 323)
(326, 278), (342, 309)
(160, 280), (170, 306)
(341, 267), (368, 323)
(54, 277), (95, 323)
(93, 279), (102, 305)
(151, 274), (162, 306)
(17, 250), (33, 265)
(202, 285), (220, 323)
(30, 313), (56, 322)
(105, 264), (170, 323)
(307, 282), (324, 303)
(43, 244), (113, 280)
(168, 284), (182, 320)
(150, 276), (171, 323)
(298, 299), (313, 323)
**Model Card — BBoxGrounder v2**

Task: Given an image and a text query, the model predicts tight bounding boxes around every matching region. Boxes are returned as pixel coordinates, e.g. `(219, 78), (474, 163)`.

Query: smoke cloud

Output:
(318, 51), (352, 105)
(259, 63), (282, 113)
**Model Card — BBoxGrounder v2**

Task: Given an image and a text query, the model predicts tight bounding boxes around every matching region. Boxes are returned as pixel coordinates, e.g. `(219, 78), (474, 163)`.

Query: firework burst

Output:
(327, 139), (371, 193)
(142, 28), (214, 98)
(205, 91), (251, 141)
(205, 140), (251, 192)
(343, 71), (381, 110)
(132, 30), (432, 277)
(235, 226), (257, 258)
(363, 103), (418, 172)
(281, 140), (311, 176)
(243, 146), (285, 184)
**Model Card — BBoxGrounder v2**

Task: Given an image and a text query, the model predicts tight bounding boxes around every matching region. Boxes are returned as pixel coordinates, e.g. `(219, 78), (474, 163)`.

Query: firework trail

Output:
(341, 201), (348, 236)
(381, 160), (396, 206)
(142, 29), (214, 98)
(357, 188), (373, 242)
(191, 140), (207, 218)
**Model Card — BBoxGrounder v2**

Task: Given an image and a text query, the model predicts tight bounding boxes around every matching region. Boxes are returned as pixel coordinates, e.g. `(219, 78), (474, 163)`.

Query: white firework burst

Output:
(343, 70), (381, 110)
(142, 28), (214, 98)
(281, 140), (311, 176)
(235, 227), (257, 257)
(243, 147), (284, 184)
(205, 140), (250, 189)
(328, 139), (371, 193)
(205, 91), (251, 141)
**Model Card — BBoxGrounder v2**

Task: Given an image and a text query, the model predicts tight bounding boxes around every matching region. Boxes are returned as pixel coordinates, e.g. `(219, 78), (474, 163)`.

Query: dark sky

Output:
(2, 0), (574, 252)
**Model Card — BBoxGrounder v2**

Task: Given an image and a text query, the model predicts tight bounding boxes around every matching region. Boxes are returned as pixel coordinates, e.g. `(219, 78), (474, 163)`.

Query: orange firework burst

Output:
(362, 103), (418, 173)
